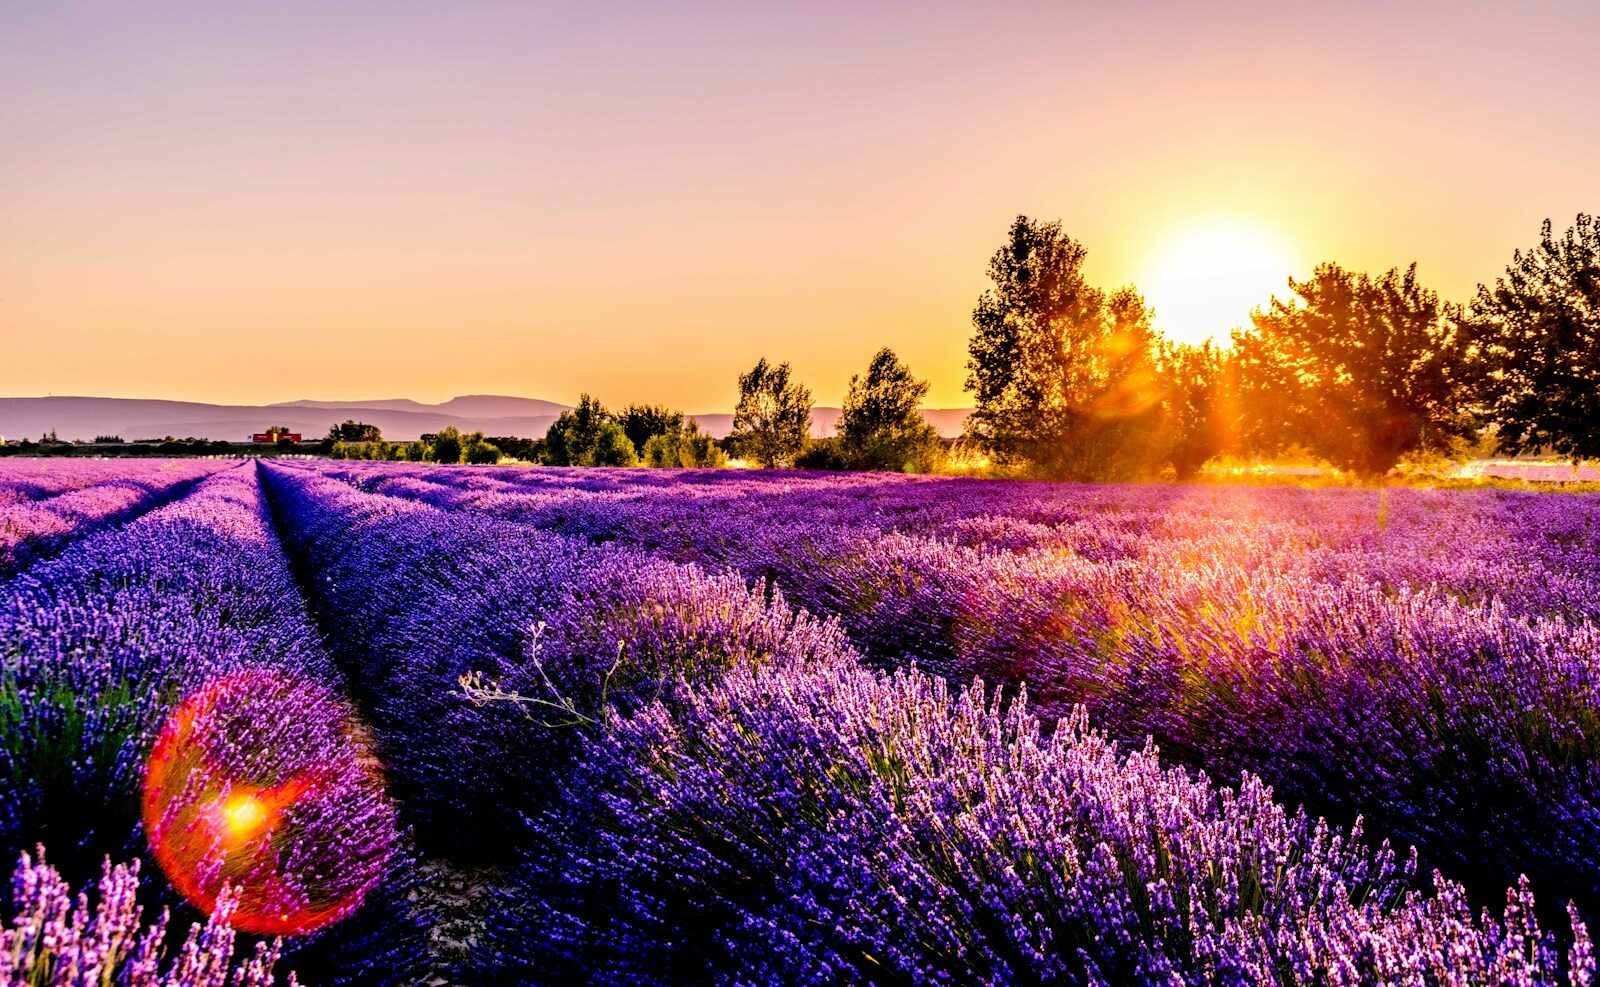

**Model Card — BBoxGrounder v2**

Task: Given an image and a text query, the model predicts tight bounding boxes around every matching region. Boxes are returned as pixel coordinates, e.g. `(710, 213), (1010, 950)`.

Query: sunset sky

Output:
(2, 1), (1596, 410)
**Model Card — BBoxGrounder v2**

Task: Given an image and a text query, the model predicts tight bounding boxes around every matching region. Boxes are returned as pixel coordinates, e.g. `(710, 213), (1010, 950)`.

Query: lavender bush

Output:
(2, 848), (291, 987)
(302, 462), (1600, 923)
(1, 464), (427, 985)
(498, 651), (1596, 986)
(9, 457), (1600, 982)
(259, 463), (855, 862)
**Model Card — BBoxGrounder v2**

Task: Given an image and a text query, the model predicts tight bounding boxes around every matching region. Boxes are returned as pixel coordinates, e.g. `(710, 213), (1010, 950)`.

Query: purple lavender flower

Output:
(2, 847), (294, 986)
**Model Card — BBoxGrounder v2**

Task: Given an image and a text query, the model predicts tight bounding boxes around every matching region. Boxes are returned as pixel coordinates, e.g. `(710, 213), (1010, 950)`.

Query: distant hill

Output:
(270, 395), (570, 418)
(0, 395), (969, 443)
(0, 396), (570, 443)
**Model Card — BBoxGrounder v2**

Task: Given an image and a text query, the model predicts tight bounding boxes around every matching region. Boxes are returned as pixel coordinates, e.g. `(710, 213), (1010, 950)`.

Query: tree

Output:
(641, 420), (726, 468)
(544, 395), (616, 466)
(429, 427), (464, 465)
(792, 437), (851, 471)
(326, 420), (382, 443)
(1465, 214), (1600, 464)
(615, 405), (686, 454)
(836, 348), (944, 471)
(964, 216), (1166, 480)
(487, 435), (539, 462)
(730, 359), (813, 468)
(1234, 263), (1474, 478)
(591, 422), (639, 466)
(462, 431), (502, 465)
(1155, 341), (1237, 481)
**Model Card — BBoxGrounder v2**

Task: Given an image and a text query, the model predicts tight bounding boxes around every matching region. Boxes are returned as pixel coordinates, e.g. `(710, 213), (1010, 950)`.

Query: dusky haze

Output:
(2, 0), (1595, 409)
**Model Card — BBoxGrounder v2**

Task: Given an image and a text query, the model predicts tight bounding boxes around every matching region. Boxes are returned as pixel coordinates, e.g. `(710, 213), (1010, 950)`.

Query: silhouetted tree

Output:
(1465, 214), (1600, 463)
(965, 216), (1165, 480)
(616, 404), (686, 454)
(325, 420), (383, 443)
(793, 438), (851, 471)
(1234, 263), (1473, 478)
(836, 348), (943, 471)
(730, 359), (813, 468)
(487, 435), (538, 461)
(1156, 341), (1237, 481)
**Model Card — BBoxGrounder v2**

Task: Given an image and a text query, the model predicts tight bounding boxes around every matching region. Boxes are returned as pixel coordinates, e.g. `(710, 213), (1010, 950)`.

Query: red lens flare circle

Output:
(142, 670), (396, 935)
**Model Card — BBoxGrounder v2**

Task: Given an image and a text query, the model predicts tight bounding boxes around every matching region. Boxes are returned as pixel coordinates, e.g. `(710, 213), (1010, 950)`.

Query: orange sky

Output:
(2, 2), (1595, 410)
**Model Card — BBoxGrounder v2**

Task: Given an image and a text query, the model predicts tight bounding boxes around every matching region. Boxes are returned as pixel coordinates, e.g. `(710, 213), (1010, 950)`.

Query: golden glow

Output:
(222, 793), (270, 842)
(1138, 223), (1299, 348)
(143, 671), (391, 936)
(3, 5), (1595, 408)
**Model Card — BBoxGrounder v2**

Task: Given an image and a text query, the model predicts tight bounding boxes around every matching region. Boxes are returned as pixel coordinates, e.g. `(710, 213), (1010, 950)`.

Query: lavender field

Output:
(4, 457), (1600, 985)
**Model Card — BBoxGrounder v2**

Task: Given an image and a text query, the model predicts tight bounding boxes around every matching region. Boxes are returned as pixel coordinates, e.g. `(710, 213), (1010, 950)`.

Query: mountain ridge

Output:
(0, 396), (969, 442)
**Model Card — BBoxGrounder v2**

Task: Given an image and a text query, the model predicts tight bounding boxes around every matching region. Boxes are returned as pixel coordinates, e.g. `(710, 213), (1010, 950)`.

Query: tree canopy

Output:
(730, 359), (813, 468)
(1234, 263), (1474, 477)
(1156, 341), (1237, 482)
(641, 420), (725, 468)
(964, 216), (1165, 480)
(616, 405), (686, 454)
(326, 420), (382, 443)
(835, 348), (943, 471)
(1465, 214), (1600, 463)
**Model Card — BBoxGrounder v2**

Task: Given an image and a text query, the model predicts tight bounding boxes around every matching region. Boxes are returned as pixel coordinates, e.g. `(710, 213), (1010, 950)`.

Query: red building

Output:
(251, 431), (302, 444)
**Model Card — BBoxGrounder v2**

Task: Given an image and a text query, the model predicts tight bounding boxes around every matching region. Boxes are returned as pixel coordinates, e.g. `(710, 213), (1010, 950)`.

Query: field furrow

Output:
(0, 463), (428, 985)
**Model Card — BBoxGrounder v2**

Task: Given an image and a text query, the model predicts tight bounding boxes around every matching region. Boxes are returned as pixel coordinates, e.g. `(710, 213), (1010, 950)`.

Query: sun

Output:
(1138, 222), (1298, 348)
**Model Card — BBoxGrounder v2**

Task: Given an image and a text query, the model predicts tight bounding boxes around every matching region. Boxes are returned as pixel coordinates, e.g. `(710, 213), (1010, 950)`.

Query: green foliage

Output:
(1465, 214), (1600, 464)
(463, 431), (503, 465)
(730, 359), (813, 468)
(326, 419), (383, 443)
(616, 405), (686, 454)
(964, 216), (1166, 481)
(487, 435), (539, 462)
(1, 674), (156, 877)
(544, 395), (628, 466)
(329, 438), (437, 461)
(1234, 263), (1474, 478)
(836, 348), (944, 472)
(427, 426), (465, 465)
(793, 437), (851, 471)
(591, 422), (639, 467)
(641, 421), (726, 468)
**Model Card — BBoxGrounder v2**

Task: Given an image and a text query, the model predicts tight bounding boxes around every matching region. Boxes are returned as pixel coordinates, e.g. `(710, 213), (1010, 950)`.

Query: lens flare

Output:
(143, 670), (396, 935)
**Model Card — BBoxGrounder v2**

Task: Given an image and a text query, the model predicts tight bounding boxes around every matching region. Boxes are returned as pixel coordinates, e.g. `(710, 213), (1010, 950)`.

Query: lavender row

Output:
(0, 459), (226, 572)
(0, 459), (204, 504)
(0, 464), (426, 984)
(309, 461), (1600, 622)
(496, 649), (1595, 985)
(302, 463), (1600, 924)
(257, 461), (859, 864)
(261, 462), (1600, 983)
